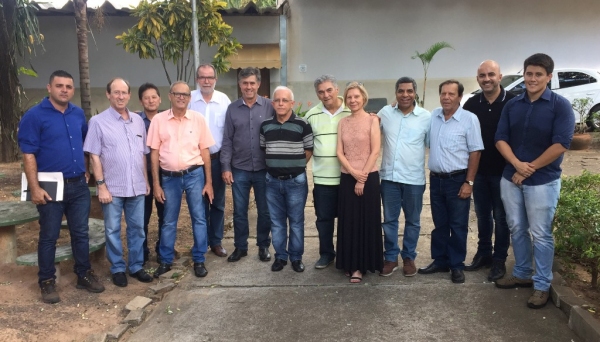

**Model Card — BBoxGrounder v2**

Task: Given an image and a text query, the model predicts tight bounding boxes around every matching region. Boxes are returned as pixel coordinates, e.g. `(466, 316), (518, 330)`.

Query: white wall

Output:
(20, 0), (600, 112)
(286, 0), (600, 109)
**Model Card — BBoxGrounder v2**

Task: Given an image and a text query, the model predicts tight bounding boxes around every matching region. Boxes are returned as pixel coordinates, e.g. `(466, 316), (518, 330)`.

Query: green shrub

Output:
(554, 170), (600, 287)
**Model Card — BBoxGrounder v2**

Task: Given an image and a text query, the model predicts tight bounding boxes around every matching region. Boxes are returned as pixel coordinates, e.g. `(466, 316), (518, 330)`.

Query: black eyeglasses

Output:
(170, 92), (191, 98)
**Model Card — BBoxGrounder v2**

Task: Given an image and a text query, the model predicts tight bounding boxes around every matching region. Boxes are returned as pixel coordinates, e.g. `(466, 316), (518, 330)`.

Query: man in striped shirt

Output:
(304, 75), (351, 269)
(418, 80), (483, 284)
(84, 78), (153, 287)
(260, 86), (314, 272)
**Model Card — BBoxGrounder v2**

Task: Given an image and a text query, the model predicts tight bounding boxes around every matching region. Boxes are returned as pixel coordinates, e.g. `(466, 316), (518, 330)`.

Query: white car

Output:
(460, 74), (522, 106)
(462, 68), (600, 129)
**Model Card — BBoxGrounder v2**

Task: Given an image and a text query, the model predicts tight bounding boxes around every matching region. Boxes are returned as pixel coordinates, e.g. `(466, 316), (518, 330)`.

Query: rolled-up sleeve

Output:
(495, 103), (511, 144)
(552, 97), (575, 149)
(466, 115), (484, 152)
(18, 112), (40, 154)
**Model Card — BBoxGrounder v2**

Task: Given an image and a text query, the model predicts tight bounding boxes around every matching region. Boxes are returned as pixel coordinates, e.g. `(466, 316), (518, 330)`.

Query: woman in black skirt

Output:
(335, 82), (383, 283)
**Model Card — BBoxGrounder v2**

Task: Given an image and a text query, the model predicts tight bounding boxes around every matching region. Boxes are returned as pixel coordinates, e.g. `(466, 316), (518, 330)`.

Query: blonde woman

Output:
(335, 82), (383, 283)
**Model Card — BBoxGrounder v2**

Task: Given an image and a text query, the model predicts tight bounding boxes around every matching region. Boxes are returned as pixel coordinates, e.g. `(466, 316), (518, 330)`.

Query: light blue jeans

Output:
(160, 166), (208, 264)
(101, 195), (146, 274)
(381, 180), (425, 262)
(265, 172), (308, 262)
(500, 177), (561, 291)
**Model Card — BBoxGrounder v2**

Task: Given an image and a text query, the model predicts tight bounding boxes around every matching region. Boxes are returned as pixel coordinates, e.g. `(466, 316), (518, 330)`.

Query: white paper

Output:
(21, 172), (64, 202)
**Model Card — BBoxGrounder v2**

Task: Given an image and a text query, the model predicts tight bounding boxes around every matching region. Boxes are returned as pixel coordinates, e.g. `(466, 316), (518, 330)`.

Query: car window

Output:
(558, 71), (597, 89)
(509, 81), (527, 95)
(500, 75), (522, 88)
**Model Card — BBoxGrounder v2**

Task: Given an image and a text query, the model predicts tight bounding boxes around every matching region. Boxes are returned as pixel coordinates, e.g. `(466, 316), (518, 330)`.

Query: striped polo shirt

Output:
(259, 113), (314, 177)
(304, 98), (351, 185)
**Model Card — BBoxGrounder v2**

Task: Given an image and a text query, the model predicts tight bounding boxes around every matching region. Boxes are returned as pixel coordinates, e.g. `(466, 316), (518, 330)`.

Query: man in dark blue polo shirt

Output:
(18, 70), (105, 304)
(463, 61), (514, 282)
(495, 54), (574, 309)
(260, 86), (313, 272)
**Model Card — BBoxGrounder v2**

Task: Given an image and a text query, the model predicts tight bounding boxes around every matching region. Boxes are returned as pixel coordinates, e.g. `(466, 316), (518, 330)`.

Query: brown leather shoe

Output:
(210, 245), (227, 257)
(402, 258), (417, 277)
(380, 260), (398, 277)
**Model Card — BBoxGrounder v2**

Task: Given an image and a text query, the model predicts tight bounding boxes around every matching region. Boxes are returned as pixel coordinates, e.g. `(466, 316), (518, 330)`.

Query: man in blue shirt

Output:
(378, 77), (431, 277)
(18, 70), (105, 304)
(495, 53), (574, 309)
(418, 80), (484, 284)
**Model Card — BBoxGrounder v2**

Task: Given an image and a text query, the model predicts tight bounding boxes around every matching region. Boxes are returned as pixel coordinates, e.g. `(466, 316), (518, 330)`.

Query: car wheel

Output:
(587, 105), (600, 132)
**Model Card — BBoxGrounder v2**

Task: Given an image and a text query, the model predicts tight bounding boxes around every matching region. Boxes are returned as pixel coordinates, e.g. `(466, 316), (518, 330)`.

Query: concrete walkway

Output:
(127, 151), (600, 342)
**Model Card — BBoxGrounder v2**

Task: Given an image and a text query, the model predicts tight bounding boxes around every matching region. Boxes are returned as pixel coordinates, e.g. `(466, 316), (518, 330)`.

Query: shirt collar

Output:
(394, 101), (424, 116)
(241, 96), (266, 107)
(107, 106), (133, 121)
(41, 97), (74, 113)
(436, 107), (465, 121)
(477, 86), (507, 104)
(191, 89), (222, 104)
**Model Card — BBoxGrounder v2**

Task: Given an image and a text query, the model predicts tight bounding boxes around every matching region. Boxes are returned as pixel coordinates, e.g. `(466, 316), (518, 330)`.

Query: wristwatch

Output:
(465, 180), (474, 186)
(96, 179), (105, 186)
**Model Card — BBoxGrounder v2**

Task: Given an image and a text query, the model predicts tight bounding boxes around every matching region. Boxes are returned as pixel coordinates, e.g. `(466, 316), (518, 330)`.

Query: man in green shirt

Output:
(304, 75), (351, 269)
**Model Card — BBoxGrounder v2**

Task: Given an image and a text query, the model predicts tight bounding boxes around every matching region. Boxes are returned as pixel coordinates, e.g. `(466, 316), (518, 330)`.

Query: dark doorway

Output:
(237, 68), (271, 99)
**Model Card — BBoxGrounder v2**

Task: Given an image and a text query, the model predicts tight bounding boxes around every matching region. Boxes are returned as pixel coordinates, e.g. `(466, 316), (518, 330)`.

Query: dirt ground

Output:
(0, 162), (232, 342)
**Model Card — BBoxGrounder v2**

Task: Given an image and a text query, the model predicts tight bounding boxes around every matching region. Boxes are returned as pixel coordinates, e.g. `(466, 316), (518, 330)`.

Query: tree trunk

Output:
(73, 0), (91, 118)
(591, 262), (598, 288)
(0, 0), (21, 162)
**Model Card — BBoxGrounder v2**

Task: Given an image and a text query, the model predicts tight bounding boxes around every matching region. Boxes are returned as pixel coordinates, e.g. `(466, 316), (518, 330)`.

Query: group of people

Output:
(19, 52), (573, 310)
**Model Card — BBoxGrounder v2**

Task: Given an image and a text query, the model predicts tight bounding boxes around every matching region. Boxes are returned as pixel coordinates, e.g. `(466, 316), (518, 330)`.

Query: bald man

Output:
(463, 61), (515, 281)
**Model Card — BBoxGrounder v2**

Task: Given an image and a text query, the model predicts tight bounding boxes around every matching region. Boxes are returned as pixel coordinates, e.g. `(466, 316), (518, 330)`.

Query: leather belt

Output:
(210, 151), (220, 160)
(273, 173), (302, 180)
(64, 175), (85, 183)
(160, 165), (201, 177)
(430, 169), (467, 179)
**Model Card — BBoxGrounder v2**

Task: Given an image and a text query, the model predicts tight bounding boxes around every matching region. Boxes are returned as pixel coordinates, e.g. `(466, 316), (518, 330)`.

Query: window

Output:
(558, 71), (597, 89)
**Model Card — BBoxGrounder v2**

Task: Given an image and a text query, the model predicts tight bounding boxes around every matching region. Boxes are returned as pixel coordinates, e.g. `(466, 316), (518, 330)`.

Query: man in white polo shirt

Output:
(189, 64), (232, 258)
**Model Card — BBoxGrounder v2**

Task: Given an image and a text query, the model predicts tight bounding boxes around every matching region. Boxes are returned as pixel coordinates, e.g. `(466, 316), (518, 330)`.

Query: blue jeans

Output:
(313, 184), (338, 259)
(381, 180), (425, 262)
(473, 174), (509, 261)
(160, 166), (208, 264)
(231, 167), (271, 250)
(143, 170), (164, 258)
(101, 195), (145, 274)
(205, 160), (226, 247)
(429, 173), (470, 269)
(265, 172), (308, 261)
(500, 177), (561, 291)
(37, 177), (91, 284)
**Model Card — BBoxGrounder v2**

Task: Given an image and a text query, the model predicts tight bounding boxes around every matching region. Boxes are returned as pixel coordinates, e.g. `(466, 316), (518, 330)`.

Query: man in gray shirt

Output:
(221, 67), (274, 263)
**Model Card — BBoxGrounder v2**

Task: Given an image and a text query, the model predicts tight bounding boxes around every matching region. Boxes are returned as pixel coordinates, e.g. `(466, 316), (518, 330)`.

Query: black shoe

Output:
(417, 262), (450, 274)
(451, 269), (465, 283)
(271, 258), (287, 272)
(112, 272), (128, 287)
(130, 269), (153, 283)
(153, 263), (172, 278)
(259, 247), (271, 262)
(40, 279), (60, 304)
(194, 262), (208, 277)
(487, 260), (506, 281)
(291, 260), (305, 273)
(76, 270), (105, 293)
(227, 248), (248, 262)
(464, 255), (493, 271)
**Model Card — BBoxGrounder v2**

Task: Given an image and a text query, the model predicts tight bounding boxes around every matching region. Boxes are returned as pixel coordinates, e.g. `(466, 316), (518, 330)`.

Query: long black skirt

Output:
(335, 171), (383, 274)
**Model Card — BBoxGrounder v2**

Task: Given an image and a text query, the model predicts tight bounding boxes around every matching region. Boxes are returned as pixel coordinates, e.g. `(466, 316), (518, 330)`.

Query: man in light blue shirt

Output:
(378, 77), (431, 277)
(418, 80), (483, 284)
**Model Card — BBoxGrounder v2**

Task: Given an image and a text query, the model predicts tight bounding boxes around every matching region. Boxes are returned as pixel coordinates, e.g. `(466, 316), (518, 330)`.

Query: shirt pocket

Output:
(399, 127), (425, 145)
(216, 112), (226, 128)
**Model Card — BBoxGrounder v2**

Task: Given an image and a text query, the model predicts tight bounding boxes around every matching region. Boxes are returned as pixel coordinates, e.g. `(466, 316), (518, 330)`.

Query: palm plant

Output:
(411, 41), (453, 107)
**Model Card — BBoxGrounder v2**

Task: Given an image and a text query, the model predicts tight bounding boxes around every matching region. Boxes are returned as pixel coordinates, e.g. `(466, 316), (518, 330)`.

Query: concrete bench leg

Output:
(54, 262), (61, 283)
(0, 225), (17, 263)
(92, 246), (106, 263)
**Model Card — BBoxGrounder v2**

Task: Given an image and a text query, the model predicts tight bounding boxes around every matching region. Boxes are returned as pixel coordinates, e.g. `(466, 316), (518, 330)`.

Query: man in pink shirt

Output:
(147, 81), (215, 278)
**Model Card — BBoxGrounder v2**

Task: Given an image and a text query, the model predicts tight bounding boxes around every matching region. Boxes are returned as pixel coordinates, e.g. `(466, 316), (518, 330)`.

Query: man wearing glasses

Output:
(189, 64), (231, 258)
(147, 81), (215, 279)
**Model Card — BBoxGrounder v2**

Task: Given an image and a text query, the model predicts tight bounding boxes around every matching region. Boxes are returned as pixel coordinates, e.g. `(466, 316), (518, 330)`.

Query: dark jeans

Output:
(37, 177), (91, 284)
(143, 170), (164, 259)
(231, 167), (271, 250)
(205, 160), (226, 247)
(429, 173), (470, 270)
(473, 173), (509, 261)
(313, 184), (338, 259)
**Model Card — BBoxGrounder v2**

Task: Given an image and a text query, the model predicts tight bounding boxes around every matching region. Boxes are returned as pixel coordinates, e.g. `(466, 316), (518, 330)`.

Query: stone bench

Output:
(16, 218), (106, 280)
